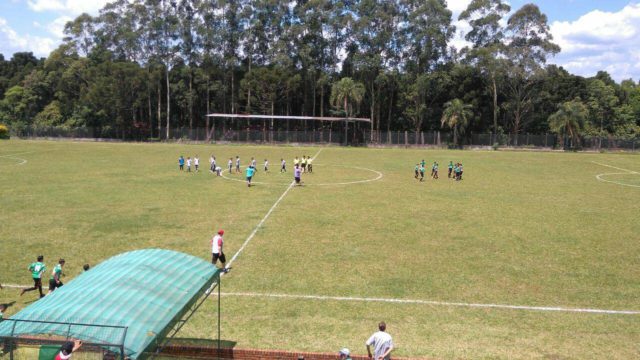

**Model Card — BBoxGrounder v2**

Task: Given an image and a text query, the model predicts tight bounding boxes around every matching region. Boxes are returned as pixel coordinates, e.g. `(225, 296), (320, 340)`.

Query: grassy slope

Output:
(1, 140), (639, 359)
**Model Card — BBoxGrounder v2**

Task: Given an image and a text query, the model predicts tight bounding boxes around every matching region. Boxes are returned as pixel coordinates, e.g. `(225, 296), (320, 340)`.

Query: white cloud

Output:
(47, 16), (73, 38)
(0, 17), (57, 57)
(549, 3), (640, 81)
(28, 0), (111, 15)
(447, 0), (473, 16)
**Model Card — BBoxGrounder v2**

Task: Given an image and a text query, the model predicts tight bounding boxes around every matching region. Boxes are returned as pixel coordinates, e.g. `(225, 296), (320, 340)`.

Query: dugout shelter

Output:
(0, 249), (222, 359)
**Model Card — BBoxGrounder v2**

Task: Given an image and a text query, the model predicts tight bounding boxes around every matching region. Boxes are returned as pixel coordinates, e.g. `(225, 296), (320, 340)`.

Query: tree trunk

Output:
(157, 77), (162, 138)
(189, 68), (193, 131)
(491, 74), (498, 138)
(165, 65), (170, 139)
(206, 76), (211, 141)
(370, 82), (375, 142)
(147, 67), (153, 137)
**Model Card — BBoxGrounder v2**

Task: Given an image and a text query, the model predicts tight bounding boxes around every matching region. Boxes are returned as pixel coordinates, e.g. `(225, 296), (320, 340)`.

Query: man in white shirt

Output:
(211, 229), (230, 273)
(366, 321), (393, 360)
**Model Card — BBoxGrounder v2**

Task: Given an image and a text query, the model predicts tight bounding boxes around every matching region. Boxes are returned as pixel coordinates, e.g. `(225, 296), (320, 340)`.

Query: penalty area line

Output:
(221, 292), (640, 315)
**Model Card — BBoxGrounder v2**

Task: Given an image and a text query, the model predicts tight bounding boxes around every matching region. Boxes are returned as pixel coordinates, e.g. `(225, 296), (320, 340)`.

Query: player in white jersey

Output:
(264, 159), (269, 172)
(211, 229), (229, 273)
(194, 156), (200, 172)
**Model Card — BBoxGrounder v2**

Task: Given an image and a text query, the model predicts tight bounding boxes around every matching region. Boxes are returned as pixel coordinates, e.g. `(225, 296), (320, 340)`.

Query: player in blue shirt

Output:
(246, 166), (256, 187)
(178, 156), (185, 171)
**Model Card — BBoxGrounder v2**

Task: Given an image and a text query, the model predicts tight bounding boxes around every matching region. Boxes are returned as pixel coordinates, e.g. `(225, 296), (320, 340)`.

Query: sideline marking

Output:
(592, 162), (640, 188)
(5, 282), (636, 315)
(221, 292), (640, 315)
(224, 148), (323, 271)
(219, 164), (383, 186)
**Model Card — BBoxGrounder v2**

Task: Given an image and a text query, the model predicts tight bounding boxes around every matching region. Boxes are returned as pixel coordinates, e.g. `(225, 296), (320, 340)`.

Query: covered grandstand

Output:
(0, 249), (221, 359)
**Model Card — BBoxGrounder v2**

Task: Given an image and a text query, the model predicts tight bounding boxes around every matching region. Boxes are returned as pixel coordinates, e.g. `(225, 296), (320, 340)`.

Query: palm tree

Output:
(330, 77), (366, 118)
(441, 99), (473, 146)
(548, 99), (588, 149)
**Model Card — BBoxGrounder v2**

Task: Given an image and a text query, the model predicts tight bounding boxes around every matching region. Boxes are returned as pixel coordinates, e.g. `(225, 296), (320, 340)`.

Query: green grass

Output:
(1, 140), (639, 359)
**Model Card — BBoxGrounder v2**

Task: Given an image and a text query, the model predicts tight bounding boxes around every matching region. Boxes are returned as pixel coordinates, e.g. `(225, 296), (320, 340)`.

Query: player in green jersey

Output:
(48, 258), (65, 294)
(21, 255), (46, 298)
(419, 164), (425, 182)
(414, 164), (419, 179)
(448, 161), (453, 178)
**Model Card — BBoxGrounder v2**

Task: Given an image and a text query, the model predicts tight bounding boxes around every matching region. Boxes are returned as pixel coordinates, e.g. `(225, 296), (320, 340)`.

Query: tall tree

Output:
(503, 4), (560, 142)
(459, 0), (510, 138)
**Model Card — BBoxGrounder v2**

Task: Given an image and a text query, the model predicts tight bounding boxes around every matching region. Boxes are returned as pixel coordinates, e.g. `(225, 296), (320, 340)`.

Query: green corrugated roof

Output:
(0, 249), (219, 359)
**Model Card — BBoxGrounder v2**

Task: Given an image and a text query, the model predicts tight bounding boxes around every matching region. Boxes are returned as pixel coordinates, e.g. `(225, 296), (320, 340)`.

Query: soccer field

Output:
(1, 140), (639, 359)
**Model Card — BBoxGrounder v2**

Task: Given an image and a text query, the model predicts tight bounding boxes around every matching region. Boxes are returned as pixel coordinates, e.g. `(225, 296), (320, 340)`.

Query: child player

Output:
(264, 159), (269, 172)
(301, 156), (307, 173)
(294, 164), (302, 186)
(419, 163), (425, 182)
(448, 161), (453, 178)
(194, 155), (200, 172)
(281, 158), (286, 172)
(235, 156), (241, 174)
(432, 162), (439, 179)
(246, 165), (256, 187)
(178, 156), (185, 171)
(414, 163), (419, 179)
(228, 158), (233, 173)
(186, 157), (192, 172)
(307, 156), (313, 173)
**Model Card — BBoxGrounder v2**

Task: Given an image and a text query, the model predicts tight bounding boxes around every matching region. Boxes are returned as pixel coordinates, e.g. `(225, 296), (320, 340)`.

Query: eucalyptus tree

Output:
(503, 4), (560, 141)
(399, 0), (455, 74)
(459, 0), (510, 138)
(353, 0), (399, 140)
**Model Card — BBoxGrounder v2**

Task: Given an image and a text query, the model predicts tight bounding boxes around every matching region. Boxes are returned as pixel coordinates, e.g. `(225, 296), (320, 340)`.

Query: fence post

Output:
(404, 131), (408, 146)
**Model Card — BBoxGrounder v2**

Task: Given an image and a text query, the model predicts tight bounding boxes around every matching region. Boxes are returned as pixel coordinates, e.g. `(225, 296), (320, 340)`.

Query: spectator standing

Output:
(366, 321), (394, 360)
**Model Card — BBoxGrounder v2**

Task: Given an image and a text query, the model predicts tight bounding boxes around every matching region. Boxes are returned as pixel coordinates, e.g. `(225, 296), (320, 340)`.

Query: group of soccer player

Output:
(415, 160), (464, 182)
(178, 154), (314, 187)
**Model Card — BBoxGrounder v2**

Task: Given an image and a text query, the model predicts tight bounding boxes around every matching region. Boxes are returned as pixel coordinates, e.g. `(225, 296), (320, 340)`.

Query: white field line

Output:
(0, 151), (35, 158)
(221, 292), (640, 315)
(0, 151), (34, 165)
(5, 281), (637, 315)
(592, 162), (640, 188)
(223, 148), (323, 272)
(220, 163), (383, 186)
(591, 161), (639, 174)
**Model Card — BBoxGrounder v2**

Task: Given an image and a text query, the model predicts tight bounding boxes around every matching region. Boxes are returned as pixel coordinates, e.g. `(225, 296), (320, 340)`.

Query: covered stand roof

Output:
(207, 113), (371, 122)
(0, 249), (219, 359)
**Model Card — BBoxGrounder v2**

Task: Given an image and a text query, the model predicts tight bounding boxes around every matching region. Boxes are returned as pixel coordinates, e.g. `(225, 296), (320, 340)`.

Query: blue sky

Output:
(1, 0), (639, 82)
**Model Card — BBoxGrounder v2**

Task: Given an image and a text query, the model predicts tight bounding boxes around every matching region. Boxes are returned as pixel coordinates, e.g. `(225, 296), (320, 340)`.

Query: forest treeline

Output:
(0, 0), (638, 143)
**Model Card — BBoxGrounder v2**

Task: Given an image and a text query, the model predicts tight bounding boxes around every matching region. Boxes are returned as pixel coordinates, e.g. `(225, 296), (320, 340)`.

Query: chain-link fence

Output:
(8, 126), (639, 151)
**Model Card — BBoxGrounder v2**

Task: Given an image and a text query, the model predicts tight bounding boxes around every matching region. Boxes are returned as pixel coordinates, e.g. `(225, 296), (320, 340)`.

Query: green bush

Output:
(0, 124), (9, 139)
